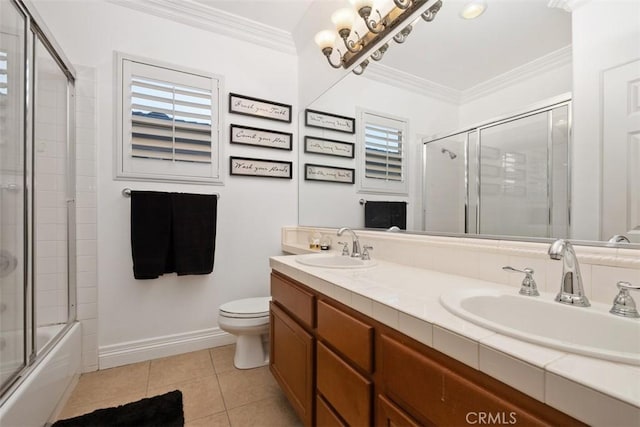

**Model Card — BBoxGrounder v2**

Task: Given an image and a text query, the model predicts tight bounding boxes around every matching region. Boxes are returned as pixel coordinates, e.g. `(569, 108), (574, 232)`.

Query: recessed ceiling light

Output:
(460, 0), (487, 20)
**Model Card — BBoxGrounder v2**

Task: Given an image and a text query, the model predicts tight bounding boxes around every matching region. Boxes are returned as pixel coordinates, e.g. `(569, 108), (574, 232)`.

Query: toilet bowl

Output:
(218, 296), (271, 369)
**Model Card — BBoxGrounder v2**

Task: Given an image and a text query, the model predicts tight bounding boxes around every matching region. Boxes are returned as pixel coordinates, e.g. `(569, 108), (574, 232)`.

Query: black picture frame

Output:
(305, 109), (355, 134)
(304, 163), (355, 184)
(229, 93), (292, 123)
(230, 124), (293, 151)
(304, 136), (354, 158)
(229, 156), (293, 179)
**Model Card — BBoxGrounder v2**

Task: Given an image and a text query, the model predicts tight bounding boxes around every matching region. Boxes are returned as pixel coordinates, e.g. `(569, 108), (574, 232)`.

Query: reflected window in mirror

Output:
(358, 109), (408, 195)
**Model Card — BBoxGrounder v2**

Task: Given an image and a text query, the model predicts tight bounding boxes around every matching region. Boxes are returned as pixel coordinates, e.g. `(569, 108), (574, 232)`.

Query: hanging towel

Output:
(130, 191), (173, 279)
(364, 201), (407, 230)
(171, 193), (217, 276)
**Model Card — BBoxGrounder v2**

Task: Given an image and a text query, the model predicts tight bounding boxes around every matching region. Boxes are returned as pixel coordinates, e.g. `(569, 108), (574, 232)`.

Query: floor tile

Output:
(148, 349), (215, 389)
(210, 344), (236, 374)
(227, 394), (302, 427)
(186, 412), (231, 427)
(64, 361), (149, 407)
(147, 375), (226, 422)
(56, 392), (146, 421)
(217, 366), (281, 410)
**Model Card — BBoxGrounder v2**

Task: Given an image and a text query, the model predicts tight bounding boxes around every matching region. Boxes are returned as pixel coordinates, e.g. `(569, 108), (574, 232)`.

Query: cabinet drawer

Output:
(316, 394), (347, 427)
(271, 272), (315, 328)
(270, 303), (314, 426)
(317, 300), (373, 373)
(377, 394), (422, 427)
(317, 342), (372, 427)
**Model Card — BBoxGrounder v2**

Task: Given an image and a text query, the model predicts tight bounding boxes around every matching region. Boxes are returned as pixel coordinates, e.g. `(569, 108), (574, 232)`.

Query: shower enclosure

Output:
(0, 0), (76, 403)
(423, 98), (570, 239)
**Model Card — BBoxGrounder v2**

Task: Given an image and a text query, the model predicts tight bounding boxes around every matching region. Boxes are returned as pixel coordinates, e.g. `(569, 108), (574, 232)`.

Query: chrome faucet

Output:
(337, 227), (361, 258)
(548, 239), (590, 307)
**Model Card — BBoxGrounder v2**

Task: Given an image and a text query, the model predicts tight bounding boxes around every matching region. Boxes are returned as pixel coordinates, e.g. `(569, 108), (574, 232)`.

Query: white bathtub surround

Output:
(276, 227), (640, 426)
(0, 323), (81, 427)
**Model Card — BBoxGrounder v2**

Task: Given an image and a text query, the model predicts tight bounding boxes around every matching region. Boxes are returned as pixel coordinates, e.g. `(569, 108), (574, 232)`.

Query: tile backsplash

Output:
(282, 227), (640, 305)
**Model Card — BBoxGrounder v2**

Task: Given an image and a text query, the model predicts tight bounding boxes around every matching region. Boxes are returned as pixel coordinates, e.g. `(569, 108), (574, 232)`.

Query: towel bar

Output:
(359, 198), (407, 205)
(122, 188), (220, 199)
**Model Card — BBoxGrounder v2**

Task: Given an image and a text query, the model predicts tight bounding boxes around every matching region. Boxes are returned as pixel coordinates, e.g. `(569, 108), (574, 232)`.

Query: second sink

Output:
(440, 288), (640, 366)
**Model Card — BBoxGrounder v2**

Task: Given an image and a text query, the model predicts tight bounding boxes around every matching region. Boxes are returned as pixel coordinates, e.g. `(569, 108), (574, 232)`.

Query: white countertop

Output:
(270, 253), (640, 427)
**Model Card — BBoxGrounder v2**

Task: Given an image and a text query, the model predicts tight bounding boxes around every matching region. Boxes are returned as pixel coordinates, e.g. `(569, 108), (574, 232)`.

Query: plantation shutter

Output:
(0, 51), (7, 96)
(364, 122), (404, 181)
(117, 54), (222, 183)
(130, 76), (212, 164)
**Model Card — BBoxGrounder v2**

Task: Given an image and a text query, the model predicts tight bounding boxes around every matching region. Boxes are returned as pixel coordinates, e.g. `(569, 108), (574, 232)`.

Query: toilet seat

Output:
(219, 297), (271, 319)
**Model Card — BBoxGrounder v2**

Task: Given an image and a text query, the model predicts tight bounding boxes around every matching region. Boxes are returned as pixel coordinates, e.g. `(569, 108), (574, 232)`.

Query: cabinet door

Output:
(377, 394), (423, 427)
(270, 302), (314, 426)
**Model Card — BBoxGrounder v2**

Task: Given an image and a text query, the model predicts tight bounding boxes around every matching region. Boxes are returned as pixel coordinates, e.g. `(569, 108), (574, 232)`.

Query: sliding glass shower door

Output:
(0, 0), (27, 393)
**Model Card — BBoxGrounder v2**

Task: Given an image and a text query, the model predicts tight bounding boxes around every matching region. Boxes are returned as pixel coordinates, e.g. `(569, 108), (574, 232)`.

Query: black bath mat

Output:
(53, 390), (183, 427)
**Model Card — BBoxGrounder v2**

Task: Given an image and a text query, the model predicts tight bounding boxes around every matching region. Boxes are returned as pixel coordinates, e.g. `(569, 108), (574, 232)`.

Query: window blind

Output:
(130, 75), (212, 164)
(364, 122), (403, 181)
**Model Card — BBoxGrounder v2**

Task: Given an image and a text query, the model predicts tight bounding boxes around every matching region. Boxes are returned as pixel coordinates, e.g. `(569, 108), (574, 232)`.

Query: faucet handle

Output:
(361, 245), (374, 261)
(610, 281), (640, 318)
(338, 241), (350, 256)
(503, 266), (540, 297)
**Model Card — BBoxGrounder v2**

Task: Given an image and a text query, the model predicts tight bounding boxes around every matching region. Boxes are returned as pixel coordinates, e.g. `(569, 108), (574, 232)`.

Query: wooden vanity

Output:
(269, 270), (583, 426)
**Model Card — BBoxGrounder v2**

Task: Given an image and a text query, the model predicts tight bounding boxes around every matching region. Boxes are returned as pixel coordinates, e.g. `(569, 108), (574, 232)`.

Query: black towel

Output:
(130, 191), (173, 279)
(171, 193), (217, 276)
(130, 191), (217, 279)
(364, 201), (407, 230)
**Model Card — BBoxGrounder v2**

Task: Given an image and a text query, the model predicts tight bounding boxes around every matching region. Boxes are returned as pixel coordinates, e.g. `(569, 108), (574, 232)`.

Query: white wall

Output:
(571, 0), (640, 240)
(33, 0), (298, 368)
(299, 73), (459, 230)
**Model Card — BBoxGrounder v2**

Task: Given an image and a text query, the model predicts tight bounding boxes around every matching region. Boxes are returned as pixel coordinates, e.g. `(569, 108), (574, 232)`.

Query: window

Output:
(358, 110), (409, 195)
(116, 53), (223, 183)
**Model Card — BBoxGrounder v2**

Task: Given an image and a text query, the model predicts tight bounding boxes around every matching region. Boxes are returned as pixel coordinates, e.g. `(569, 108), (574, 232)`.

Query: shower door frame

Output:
(0, 0), (77, 403)
(421, 94), (572, 238)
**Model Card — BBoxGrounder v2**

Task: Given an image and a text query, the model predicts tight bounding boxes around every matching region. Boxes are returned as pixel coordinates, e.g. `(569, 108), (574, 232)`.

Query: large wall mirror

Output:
(298, 0), (640, 247)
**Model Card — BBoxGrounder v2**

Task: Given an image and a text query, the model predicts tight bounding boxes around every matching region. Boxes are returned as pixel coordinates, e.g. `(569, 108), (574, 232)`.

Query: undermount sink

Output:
(440, 289), (640, 366)
(295, 254), (377, 269)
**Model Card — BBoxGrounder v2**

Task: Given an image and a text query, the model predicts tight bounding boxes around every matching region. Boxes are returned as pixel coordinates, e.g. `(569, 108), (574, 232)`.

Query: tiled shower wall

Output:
(74, 66), (98, 373)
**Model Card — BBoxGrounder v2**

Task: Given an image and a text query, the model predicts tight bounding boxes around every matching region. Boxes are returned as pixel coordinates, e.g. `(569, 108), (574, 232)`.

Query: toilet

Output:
(218, 296), (272, 369)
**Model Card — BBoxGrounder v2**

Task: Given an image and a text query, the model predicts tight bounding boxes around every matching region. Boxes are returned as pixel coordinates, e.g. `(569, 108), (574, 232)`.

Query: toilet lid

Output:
(219, 297), (272, 318)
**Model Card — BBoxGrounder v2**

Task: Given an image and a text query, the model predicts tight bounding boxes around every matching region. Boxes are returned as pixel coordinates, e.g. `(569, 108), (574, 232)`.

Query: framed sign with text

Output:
(304, 136), (354, 158)
(229, 93), (292, 123)
(229, 156), (292, 179)
(230, 124), (293, 150)
(304, 164), (355, 184)
(305, 109), (355, 134)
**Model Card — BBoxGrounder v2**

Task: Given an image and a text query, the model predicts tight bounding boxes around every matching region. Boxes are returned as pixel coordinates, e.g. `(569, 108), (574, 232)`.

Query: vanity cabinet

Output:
(270, 271), (583, 427)
(269, 274), (315, 426)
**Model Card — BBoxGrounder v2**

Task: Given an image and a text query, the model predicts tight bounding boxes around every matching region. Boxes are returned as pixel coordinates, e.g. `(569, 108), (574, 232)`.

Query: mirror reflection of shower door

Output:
(0, 1), (27, 393)
(423, 133), (466, 233)
(478, 106), (569, 238)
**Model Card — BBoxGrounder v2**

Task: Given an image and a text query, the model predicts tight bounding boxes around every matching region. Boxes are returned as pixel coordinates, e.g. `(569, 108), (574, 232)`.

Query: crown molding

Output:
(461, 45), (572, 103)
(547, 0), (592, 12)
(364, 63), (462, 105)
(107, 0), (297, 55)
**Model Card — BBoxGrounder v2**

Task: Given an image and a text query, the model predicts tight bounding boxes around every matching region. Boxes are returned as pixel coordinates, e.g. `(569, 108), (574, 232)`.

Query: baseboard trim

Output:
(98, 328), (235, 369)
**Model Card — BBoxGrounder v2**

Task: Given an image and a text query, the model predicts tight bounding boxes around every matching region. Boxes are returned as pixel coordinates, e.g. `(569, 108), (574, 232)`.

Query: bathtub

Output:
(0, 322), (81, 427)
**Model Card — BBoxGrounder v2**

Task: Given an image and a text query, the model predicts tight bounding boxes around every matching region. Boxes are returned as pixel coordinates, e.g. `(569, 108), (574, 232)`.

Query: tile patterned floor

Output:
(56, 345), (303, 427)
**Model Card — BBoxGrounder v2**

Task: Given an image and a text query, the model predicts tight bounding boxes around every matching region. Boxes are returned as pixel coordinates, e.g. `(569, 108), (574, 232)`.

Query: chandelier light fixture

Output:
(314, 0), (443, 75)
